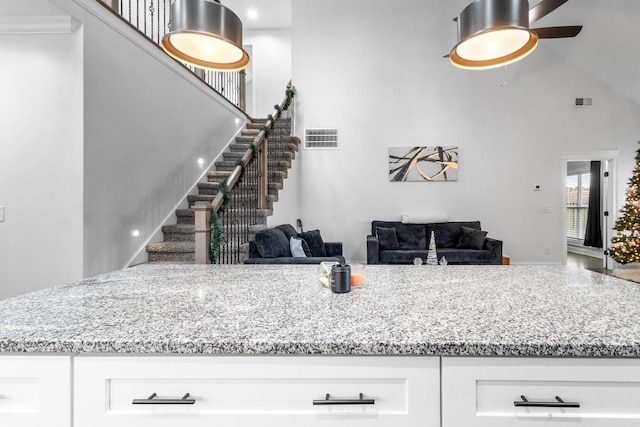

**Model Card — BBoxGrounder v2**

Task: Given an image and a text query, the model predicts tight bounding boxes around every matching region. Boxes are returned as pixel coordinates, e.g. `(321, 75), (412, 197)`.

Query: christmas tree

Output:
(611, 146), (640, 264)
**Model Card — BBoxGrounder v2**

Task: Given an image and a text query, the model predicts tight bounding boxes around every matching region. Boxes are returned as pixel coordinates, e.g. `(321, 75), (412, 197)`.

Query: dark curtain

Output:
(584, 161), (603, 248)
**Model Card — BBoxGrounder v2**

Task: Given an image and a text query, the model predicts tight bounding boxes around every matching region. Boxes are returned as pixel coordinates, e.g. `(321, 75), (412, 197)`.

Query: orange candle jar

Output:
(350, 263), (365, 287)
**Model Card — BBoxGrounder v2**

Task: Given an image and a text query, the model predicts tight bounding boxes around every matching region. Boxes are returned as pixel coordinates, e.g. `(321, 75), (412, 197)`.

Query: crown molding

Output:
(0, 15), (77, 34)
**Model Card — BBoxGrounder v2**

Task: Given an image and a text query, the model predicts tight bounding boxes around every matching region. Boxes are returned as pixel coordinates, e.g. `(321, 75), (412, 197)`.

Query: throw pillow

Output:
(376, 227), (400, 250)
(456, 226), (488, 250)
(276, 224), (298, 240)
(254, 228), (291, 258)
(298, 229), (327, 257)
(290, 237), (311, 257)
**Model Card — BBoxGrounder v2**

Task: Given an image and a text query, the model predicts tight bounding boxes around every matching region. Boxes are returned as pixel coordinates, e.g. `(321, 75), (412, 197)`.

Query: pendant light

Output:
(161, 0), (250, 71)
(449, 0), (538, 70)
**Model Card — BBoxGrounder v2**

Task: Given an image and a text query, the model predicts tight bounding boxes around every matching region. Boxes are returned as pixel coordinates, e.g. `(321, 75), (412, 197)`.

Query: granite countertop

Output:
(1, 264), (640, 357)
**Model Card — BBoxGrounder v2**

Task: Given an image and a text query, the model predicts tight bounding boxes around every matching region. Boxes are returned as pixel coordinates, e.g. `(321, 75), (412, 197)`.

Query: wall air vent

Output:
(304, 128), (339, 149)
(575, 97), (593, 107)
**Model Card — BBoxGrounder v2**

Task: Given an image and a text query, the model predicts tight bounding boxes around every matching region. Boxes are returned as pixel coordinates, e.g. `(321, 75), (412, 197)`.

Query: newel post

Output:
(258, 138), (269, 209)
(193, 201), (212, 264)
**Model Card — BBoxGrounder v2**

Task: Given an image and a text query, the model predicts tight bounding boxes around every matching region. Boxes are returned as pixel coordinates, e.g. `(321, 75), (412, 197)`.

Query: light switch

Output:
(0, 206), (4, 222)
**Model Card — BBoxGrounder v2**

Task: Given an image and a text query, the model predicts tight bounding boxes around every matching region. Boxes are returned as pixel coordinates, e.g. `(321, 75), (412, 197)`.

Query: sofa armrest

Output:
(324, 242), (343, 257)
(484, 237), (503, 265)
(367, 235), (380, 264)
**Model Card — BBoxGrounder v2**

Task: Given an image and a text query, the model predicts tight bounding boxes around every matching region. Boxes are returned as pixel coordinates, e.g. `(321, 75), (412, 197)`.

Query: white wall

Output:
(244, 29), (292, 118)
(0, 8), (84, 298)
(69, 0), (247, 277)
(291, 0), (640, 264)
(1, 0), (249, 297)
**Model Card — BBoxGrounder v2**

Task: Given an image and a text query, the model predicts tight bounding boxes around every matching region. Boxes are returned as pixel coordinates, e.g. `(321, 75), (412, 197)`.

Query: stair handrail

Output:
(194, 81), (295, 264)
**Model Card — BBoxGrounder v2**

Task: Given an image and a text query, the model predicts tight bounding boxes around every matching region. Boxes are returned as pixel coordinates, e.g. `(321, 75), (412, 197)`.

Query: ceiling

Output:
(224, 0), (640, 107)
(223, 0), (291, 30)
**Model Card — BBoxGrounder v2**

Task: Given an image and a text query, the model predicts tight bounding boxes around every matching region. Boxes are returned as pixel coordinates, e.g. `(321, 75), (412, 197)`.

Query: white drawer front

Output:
(75, 356), (440, 427)
(443, 357), (640, 427)
(0, 355), (71, 427)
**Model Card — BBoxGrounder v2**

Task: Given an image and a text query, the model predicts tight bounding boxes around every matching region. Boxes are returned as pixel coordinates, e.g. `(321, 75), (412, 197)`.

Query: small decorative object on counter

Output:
(413, 257), (423, 265)
(426, 231), (439, 265)
(330, 263), (351, 294)
(316, 261), (338, 288)
(440, 256), (448, 265)
(350, 263), (365, 287)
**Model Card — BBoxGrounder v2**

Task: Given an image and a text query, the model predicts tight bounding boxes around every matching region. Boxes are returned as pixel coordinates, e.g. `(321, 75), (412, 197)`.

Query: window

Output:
(566, 172), (590, 240)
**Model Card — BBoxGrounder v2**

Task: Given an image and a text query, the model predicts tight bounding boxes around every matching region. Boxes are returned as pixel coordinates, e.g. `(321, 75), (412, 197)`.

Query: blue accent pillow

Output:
(298, 230), (327, 257)
(290, 237), (311, 257)
(376, 227), (400, 250)
(456, 226), (487, 250)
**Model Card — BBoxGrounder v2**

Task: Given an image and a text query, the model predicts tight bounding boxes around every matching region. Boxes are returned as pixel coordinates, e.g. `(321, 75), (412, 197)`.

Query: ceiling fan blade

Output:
(533, 25), (583, 39)
(529, 0), (569, 24)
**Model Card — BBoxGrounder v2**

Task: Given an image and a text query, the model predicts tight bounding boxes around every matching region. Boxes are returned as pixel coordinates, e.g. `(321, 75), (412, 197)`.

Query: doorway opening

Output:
(562, 151), (618, 272)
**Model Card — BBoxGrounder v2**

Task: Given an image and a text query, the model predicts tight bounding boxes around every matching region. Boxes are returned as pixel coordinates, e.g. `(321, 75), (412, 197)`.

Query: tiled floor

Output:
(566, 252), (613, 276)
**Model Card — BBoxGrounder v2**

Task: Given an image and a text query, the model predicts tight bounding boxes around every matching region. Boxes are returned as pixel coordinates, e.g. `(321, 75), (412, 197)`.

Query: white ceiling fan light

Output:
(448, 0), (582, 70)
(450, 0), (538, 70)
(161, 0), (250, 71)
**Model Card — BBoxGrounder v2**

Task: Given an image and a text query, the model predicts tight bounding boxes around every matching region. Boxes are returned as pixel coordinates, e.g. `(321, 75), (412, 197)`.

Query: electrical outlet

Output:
(544, 246), (550, 255)
(0, 206), (4, 222)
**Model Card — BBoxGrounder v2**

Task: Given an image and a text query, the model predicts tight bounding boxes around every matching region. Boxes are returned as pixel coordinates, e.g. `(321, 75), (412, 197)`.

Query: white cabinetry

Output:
(442, 357), (640, 427)
(74, 356), (440, 427)
(0, 355), (71, 427)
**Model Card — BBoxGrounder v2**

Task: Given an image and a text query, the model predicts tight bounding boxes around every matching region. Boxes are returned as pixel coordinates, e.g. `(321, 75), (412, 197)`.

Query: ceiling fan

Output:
(447, 0), (582, 69)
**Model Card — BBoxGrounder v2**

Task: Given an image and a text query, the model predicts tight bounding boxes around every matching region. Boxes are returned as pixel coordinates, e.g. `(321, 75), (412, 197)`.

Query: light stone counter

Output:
(1, 264), (639, 357)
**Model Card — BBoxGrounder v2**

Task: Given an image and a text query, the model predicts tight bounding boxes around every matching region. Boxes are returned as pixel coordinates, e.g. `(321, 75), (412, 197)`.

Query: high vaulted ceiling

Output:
(225, 0), (640, 107)
(223, 0), (291, 30)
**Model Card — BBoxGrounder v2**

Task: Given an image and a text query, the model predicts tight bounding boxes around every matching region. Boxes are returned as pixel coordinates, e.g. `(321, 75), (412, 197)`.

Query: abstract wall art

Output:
(389, 146), (458, 182)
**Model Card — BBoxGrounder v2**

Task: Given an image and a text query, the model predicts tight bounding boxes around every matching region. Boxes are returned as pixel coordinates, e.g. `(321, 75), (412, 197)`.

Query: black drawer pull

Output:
(132, 392), (195, 405)
(313, 393), (375, 405)
(514, 395), (580, 408)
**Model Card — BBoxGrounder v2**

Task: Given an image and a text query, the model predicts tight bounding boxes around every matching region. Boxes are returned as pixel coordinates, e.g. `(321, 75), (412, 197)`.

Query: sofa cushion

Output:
(456, 226), (488, 250)
(371, 221), (426, 250)
(298, 229), (327, 257)
(376, 227), (400, 250)
(290, 237), (311, 257)
(379, 250), (428, 264)
(255, 228), (291, 258)
(428, 221), (481, 248)
(438, 248), (491, 264)
(276, 224), (298, 240)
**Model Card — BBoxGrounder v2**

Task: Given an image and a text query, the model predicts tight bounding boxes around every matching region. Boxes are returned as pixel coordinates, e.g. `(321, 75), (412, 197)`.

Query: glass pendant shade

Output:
(161, 0), (250, 71)
(450, 0), (538, 70)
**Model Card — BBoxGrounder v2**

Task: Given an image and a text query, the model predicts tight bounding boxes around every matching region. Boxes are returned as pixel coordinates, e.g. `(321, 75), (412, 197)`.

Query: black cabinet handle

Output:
(132, 392), (195, 405)
(514, 395), (580, 408)
(313, 393), (375, 405)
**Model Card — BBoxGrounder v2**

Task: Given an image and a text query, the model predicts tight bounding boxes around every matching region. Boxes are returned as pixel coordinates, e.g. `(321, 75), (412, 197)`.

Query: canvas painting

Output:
(389, 146), (458, 182)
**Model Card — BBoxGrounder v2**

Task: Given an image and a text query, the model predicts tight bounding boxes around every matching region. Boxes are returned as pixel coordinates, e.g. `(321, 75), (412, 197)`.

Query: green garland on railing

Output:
(209, 85), (296, 263)
(210, 212), (223, 264)
(235, 159), (247, 182)
(260, 125), (271, 139)
(218, 179), (231, 214)
(209, 179), (230, 264)
(283, 88), (295, 110)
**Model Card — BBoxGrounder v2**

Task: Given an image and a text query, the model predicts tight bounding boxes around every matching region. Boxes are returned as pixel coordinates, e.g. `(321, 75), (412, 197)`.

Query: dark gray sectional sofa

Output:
(367, 220), (502, 265)
(245, 224), (345, 264)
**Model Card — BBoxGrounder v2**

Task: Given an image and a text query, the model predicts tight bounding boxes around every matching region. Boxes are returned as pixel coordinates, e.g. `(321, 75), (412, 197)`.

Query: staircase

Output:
(146, 117), (299, 263)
